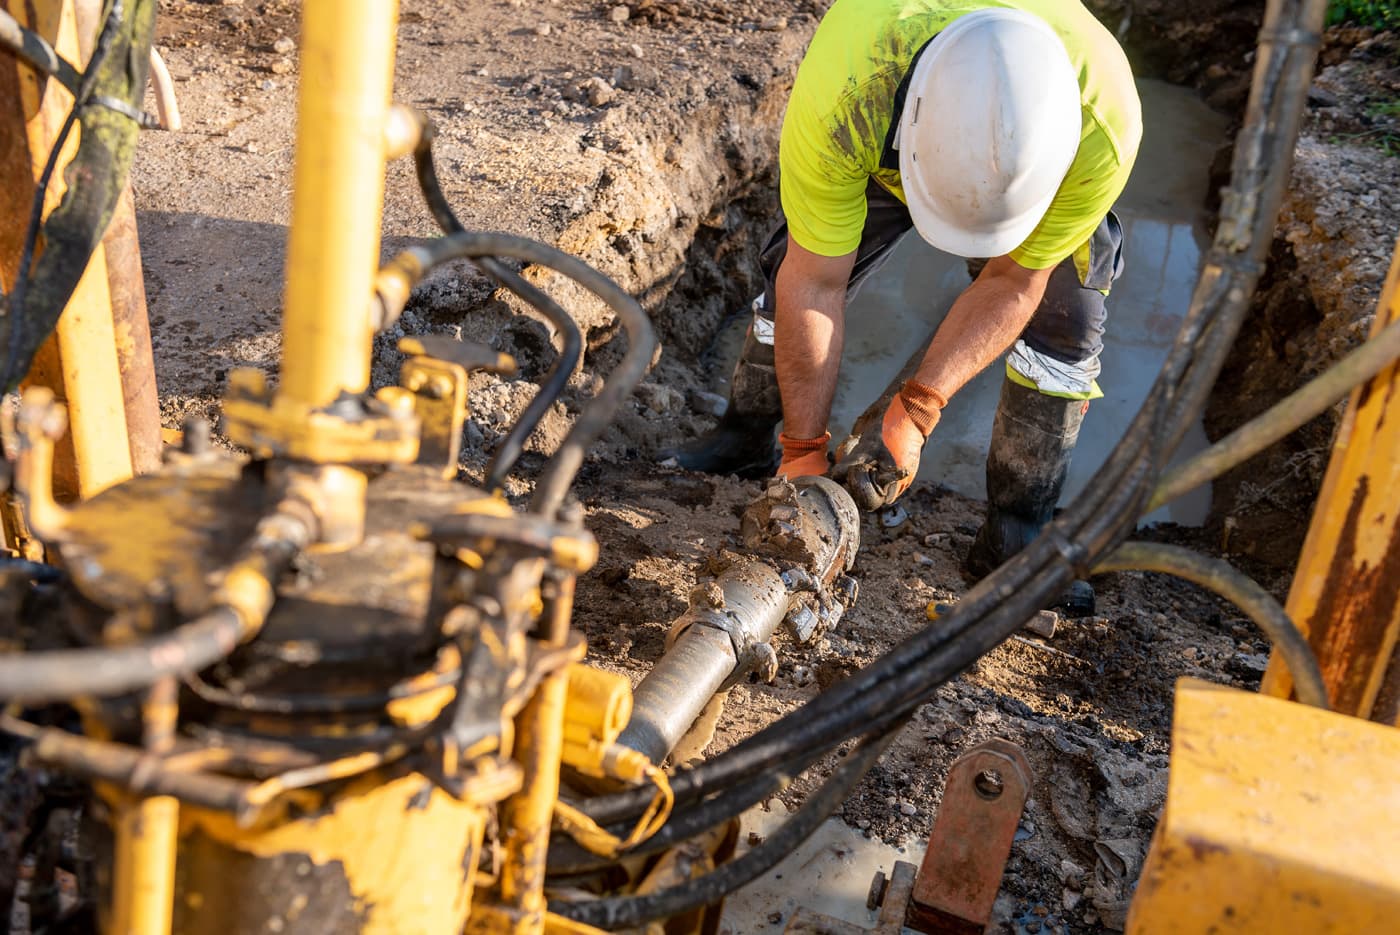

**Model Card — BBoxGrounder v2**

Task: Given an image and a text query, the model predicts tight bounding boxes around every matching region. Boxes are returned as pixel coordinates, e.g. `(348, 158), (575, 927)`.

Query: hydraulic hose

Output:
(0, 607), (246, 704)
(0, 501), (313, 704)
(1091, 541), (1328, 708)
(0, 9), (83, 95)
(411, 130), (585, 491)
(1148, 317), (1400, 512)
(400, 233), (655, 519)
(551, 726), (899, 929)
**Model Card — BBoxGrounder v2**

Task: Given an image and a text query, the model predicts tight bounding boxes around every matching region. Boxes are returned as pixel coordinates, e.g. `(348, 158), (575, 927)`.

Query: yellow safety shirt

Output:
(780, 0), (1142, 269)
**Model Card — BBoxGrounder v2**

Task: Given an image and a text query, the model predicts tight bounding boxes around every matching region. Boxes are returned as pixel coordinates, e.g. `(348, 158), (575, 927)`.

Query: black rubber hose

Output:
(479, 269), (584, 493)
(1092, 541), (1329, 707)
(409, 233), (655, 518)
(551, 726), (898, 929)
(0, 606), (245, 704)
(0, 507), (309, 704)
(0, 9), (83, 94)
(412, 132), (585, 491)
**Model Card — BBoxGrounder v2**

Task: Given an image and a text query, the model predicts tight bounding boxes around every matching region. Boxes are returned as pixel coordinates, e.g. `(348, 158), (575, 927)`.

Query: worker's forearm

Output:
(912, 273), (1041, 398)
(774, 272), (846, 440)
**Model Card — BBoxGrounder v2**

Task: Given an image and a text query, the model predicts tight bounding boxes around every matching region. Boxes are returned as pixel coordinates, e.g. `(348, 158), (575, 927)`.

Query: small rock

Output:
(272, 36), (295, 54)
(899, 802), (917, 817)
(1181, 646), (1199, 662)
(1025, 922), (1042, 934)
(912, 551), (935, 567)
(880, 504), (908, 528)
(1024, 609), (1059, 639)
(242, 141), (260, 154)
(269, 58), (293, 75)
(1059, 858), (1087, 890)
(611, 64), (636, 90)
(856, 818), (871, 830)
(258, 79), (277, 91)
(759, 16), (788, 30)
(922, 532), (952, 549)
(884, 796), (898, 807)
(630, 43), (645, 58)
(579, 76), (616, 107)
(533, 23), (552, 36)
(748, 831), (763, 846)
(791, 665), (814, 687)
(607, 5), (630, 23)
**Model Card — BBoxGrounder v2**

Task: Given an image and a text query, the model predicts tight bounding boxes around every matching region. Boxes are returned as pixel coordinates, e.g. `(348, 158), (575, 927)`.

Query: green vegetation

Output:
(1326, 0), (1400, 29)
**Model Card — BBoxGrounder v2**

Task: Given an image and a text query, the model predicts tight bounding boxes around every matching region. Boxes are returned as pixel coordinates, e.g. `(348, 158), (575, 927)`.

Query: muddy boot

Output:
(964, 375), (1096, 616)
(659, 327), (782, 478)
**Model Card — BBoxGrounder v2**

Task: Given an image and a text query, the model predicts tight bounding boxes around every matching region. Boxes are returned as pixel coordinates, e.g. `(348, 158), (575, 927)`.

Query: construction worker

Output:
(661, 0), (1141, 591)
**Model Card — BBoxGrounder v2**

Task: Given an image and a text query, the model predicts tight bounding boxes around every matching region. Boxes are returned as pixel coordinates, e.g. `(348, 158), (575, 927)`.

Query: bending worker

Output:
(663, 0), (1142, 589)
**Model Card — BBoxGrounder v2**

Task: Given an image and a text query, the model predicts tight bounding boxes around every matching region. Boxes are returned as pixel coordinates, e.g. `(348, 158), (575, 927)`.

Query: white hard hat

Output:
(896, 9), (1082, 258)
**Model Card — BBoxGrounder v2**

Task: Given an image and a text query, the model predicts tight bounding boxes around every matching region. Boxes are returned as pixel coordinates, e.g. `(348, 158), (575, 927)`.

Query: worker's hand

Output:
(835, 381), (945, 510)
(777, 431), (831, 479)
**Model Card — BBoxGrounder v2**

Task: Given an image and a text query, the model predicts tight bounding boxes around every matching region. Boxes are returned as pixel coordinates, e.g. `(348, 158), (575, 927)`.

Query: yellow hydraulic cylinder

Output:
(1262, 236), (1400, 722)
(107, 679), (179, 935)
(3, 0), (133, 501)
(278, 0), (399, 409)
(497, 576), (579, 935)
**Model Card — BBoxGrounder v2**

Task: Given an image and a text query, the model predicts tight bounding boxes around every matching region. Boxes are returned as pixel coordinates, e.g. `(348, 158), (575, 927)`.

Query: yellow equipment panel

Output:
(1127, 679), (1400, 933)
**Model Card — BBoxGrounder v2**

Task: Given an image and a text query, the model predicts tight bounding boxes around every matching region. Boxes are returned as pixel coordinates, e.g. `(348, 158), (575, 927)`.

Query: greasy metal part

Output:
(617, 623), (743, 767)
(497, 572), (577, 934)
(104, 183), (162, 475)
(907, 739), (1032, 933)
(1262, 238), (1400, 722)
(618, 476), (860, 765)
(618, 478), (856, 761)
(107, 678), (179, 935)
(1126, 680), (1400, 933)
(401, 348), (473, 479)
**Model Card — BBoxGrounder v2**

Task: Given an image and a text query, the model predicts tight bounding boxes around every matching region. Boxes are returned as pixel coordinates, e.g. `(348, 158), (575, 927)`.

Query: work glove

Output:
(776, 430), (831, 479)
(835, 380), (945, 511)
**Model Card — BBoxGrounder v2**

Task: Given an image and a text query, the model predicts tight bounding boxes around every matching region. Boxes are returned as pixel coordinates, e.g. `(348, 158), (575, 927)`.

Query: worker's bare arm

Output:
(912, 255), (1053, 398)
(774, 237), (857, 439)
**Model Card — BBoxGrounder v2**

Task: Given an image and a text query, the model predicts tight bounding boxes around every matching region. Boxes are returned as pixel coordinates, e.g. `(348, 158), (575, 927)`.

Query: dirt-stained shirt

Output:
(780, 0), (1142, 269)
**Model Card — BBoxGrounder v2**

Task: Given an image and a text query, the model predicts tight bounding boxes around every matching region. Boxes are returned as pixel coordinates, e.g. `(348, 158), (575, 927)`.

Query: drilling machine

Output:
(0, 2), (865, 932)
(2, 1), (1400, 934)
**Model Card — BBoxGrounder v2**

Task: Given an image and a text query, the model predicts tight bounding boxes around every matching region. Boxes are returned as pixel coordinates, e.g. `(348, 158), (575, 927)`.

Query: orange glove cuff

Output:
(897, 381), (947, 438)
(778, 430), (832, 454)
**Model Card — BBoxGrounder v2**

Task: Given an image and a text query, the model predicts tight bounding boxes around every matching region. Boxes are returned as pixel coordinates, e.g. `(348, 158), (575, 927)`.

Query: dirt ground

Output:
(8, 0), (1398, 932)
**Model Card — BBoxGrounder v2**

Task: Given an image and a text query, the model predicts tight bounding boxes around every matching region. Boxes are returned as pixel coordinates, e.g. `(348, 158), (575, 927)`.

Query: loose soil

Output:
(6, 1), (1398, 932)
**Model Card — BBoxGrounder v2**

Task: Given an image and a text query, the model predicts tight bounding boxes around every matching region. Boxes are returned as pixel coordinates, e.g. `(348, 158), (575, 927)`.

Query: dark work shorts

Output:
(752, 179), (1124, 372)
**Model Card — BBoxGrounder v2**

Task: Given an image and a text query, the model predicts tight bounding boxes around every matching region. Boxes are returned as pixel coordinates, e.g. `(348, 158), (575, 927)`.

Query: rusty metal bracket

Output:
(907, 738), (1033, 933)
(785, 739), (1032, 935)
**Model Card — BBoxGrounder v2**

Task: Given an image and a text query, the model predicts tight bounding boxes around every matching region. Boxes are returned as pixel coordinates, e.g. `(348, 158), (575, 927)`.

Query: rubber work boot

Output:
(964, 375), (1096, 616)
(659, 326), (782, 478)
